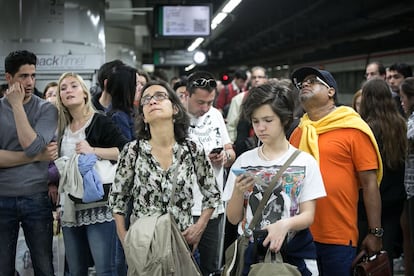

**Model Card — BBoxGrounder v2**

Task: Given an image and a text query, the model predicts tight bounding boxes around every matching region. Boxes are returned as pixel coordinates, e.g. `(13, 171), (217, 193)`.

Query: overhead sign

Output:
(154, 50), (207, 66)
(0, 54), (104, 72)
(155, 5), (211, 37)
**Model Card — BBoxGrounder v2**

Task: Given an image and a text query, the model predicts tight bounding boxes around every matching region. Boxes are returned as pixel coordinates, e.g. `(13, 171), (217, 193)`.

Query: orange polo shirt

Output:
(290, 127), (379, 246)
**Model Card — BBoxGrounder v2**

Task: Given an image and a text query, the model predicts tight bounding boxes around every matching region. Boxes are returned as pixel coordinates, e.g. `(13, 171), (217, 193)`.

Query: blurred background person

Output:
(352, 89), (362, 114)
(92, 59), (124, 112)
(106, 64), (138, 275)
(107, 65), (137, 141)
(173, 78), (188, 105)
(365, 61), (386, 81)
(43, 81), (58, 105)
(133, 69), (150, 108)
(358, 78), (407, 271)
(215, 69), (248, 119)
(400, 77), (414, 276)
(387, 63), (413, 95)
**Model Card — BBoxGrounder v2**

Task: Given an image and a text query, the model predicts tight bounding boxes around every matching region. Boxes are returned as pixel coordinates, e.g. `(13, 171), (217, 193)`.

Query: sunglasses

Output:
(295, 76), (330, 90)
(192, 78), (217, 89)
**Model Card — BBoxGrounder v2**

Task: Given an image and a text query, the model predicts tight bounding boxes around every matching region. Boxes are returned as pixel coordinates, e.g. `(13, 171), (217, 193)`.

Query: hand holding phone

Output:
(232, 168), (246, 176)
(210, 147), (223, 154)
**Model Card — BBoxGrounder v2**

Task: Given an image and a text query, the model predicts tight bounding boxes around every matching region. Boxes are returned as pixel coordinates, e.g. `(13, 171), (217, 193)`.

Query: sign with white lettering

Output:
(0, 54), (104, 72)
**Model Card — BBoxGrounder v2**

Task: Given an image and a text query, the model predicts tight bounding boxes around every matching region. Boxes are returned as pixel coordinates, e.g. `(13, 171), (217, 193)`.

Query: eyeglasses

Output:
(192, 78), (217, 89)
(140, 91), (169, 106)
(295, 76), (330, 90)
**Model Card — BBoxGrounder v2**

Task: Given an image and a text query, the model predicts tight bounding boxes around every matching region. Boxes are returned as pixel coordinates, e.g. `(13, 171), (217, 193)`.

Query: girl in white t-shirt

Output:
(223, 82), (326, 275)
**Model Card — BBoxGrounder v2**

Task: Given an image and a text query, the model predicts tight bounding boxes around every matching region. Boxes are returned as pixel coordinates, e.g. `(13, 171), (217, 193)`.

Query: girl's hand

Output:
(262, 219), (290, 252)
(233, 174), (255, 194)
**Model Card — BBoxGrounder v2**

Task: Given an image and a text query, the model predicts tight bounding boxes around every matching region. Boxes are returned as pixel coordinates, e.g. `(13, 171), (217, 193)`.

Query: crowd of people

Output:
(1, 49), (413, 276)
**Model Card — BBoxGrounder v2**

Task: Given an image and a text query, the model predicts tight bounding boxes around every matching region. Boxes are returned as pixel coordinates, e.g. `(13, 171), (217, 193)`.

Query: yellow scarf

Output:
(298, 106), (383, 184)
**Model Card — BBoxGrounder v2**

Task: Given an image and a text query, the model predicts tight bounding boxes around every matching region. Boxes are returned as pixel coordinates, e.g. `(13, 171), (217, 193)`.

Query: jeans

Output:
(0, 192), (54, 276)
(62, 220), (116, 276)
(194, 213), (224, 276)
(115, 200), (133, 276)
(315, 242), (356, 275)
(115, 238), (127, 276)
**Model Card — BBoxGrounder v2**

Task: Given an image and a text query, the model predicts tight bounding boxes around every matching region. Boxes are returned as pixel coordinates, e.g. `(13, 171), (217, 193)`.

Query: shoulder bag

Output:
(222, 150), (301, 276)
(248, 250), (301, 276)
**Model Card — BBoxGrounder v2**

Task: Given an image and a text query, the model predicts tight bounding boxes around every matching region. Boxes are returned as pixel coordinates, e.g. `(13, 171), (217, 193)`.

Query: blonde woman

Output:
(56, 72), (128, 275)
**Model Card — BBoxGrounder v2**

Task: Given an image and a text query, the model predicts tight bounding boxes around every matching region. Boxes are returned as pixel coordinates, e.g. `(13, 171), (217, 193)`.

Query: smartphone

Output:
(232, 168), (246, 176)
(210, 147), (223, 154)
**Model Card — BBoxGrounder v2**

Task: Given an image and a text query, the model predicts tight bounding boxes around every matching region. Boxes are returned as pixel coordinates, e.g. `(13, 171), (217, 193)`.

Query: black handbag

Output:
(352, 250), (391, 276)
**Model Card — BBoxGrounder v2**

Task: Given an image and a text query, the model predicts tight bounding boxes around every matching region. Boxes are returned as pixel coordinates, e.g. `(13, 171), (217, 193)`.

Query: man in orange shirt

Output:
(289, 67), (383, 275)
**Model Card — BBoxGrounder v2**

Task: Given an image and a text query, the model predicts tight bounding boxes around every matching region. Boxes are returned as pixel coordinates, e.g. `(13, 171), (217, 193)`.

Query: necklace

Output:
(259, 143), (290, 161)
(259, 145), (272, 161)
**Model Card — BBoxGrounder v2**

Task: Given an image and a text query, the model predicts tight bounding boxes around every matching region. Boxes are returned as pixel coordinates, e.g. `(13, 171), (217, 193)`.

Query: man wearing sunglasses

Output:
(289, 67), (383, 275)
(185, 71), (235, 275)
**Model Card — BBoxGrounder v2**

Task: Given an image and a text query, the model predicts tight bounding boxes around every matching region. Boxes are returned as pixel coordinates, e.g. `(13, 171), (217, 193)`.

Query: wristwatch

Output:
(368, 227), (384, 238)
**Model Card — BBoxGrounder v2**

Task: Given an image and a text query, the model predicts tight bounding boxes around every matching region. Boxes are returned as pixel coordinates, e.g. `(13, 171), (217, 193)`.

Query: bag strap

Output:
(169, 146), (183, 207)
(246, 149), (301, 234)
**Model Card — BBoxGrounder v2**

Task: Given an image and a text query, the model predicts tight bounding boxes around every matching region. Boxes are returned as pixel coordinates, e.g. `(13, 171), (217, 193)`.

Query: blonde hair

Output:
(55, 72), (96, 141)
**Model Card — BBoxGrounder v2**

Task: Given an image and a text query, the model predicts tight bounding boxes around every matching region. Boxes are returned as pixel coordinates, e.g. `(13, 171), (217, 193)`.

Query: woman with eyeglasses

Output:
(108, 80), (221, 271)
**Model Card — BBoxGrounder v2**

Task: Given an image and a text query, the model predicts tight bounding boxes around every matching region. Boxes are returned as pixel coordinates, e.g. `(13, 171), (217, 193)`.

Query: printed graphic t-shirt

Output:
(223, 146), (326, 237)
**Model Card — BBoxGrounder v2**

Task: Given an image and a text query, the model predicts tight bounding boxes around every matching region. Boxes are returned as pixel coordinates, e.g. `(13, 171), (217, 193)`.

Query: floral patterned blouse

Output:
(108, 139), (221, 231)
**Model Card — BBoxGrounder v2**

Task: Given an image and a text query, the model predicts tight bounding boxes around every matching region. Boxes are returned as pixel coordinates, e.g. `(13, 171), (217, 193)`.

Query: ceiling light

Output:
(222, 0), (242, 13)
(187, 38), (205, 52)
(211, 12), (228, 30)
(193, 51), (207, 64)
(185, 63), (196, 71)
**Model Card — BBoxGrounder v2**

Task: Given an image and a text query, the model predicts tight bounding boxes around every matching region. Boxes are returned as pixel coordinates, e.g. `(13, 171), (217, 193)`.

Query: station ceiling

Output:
(107, 0), (414, 71)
